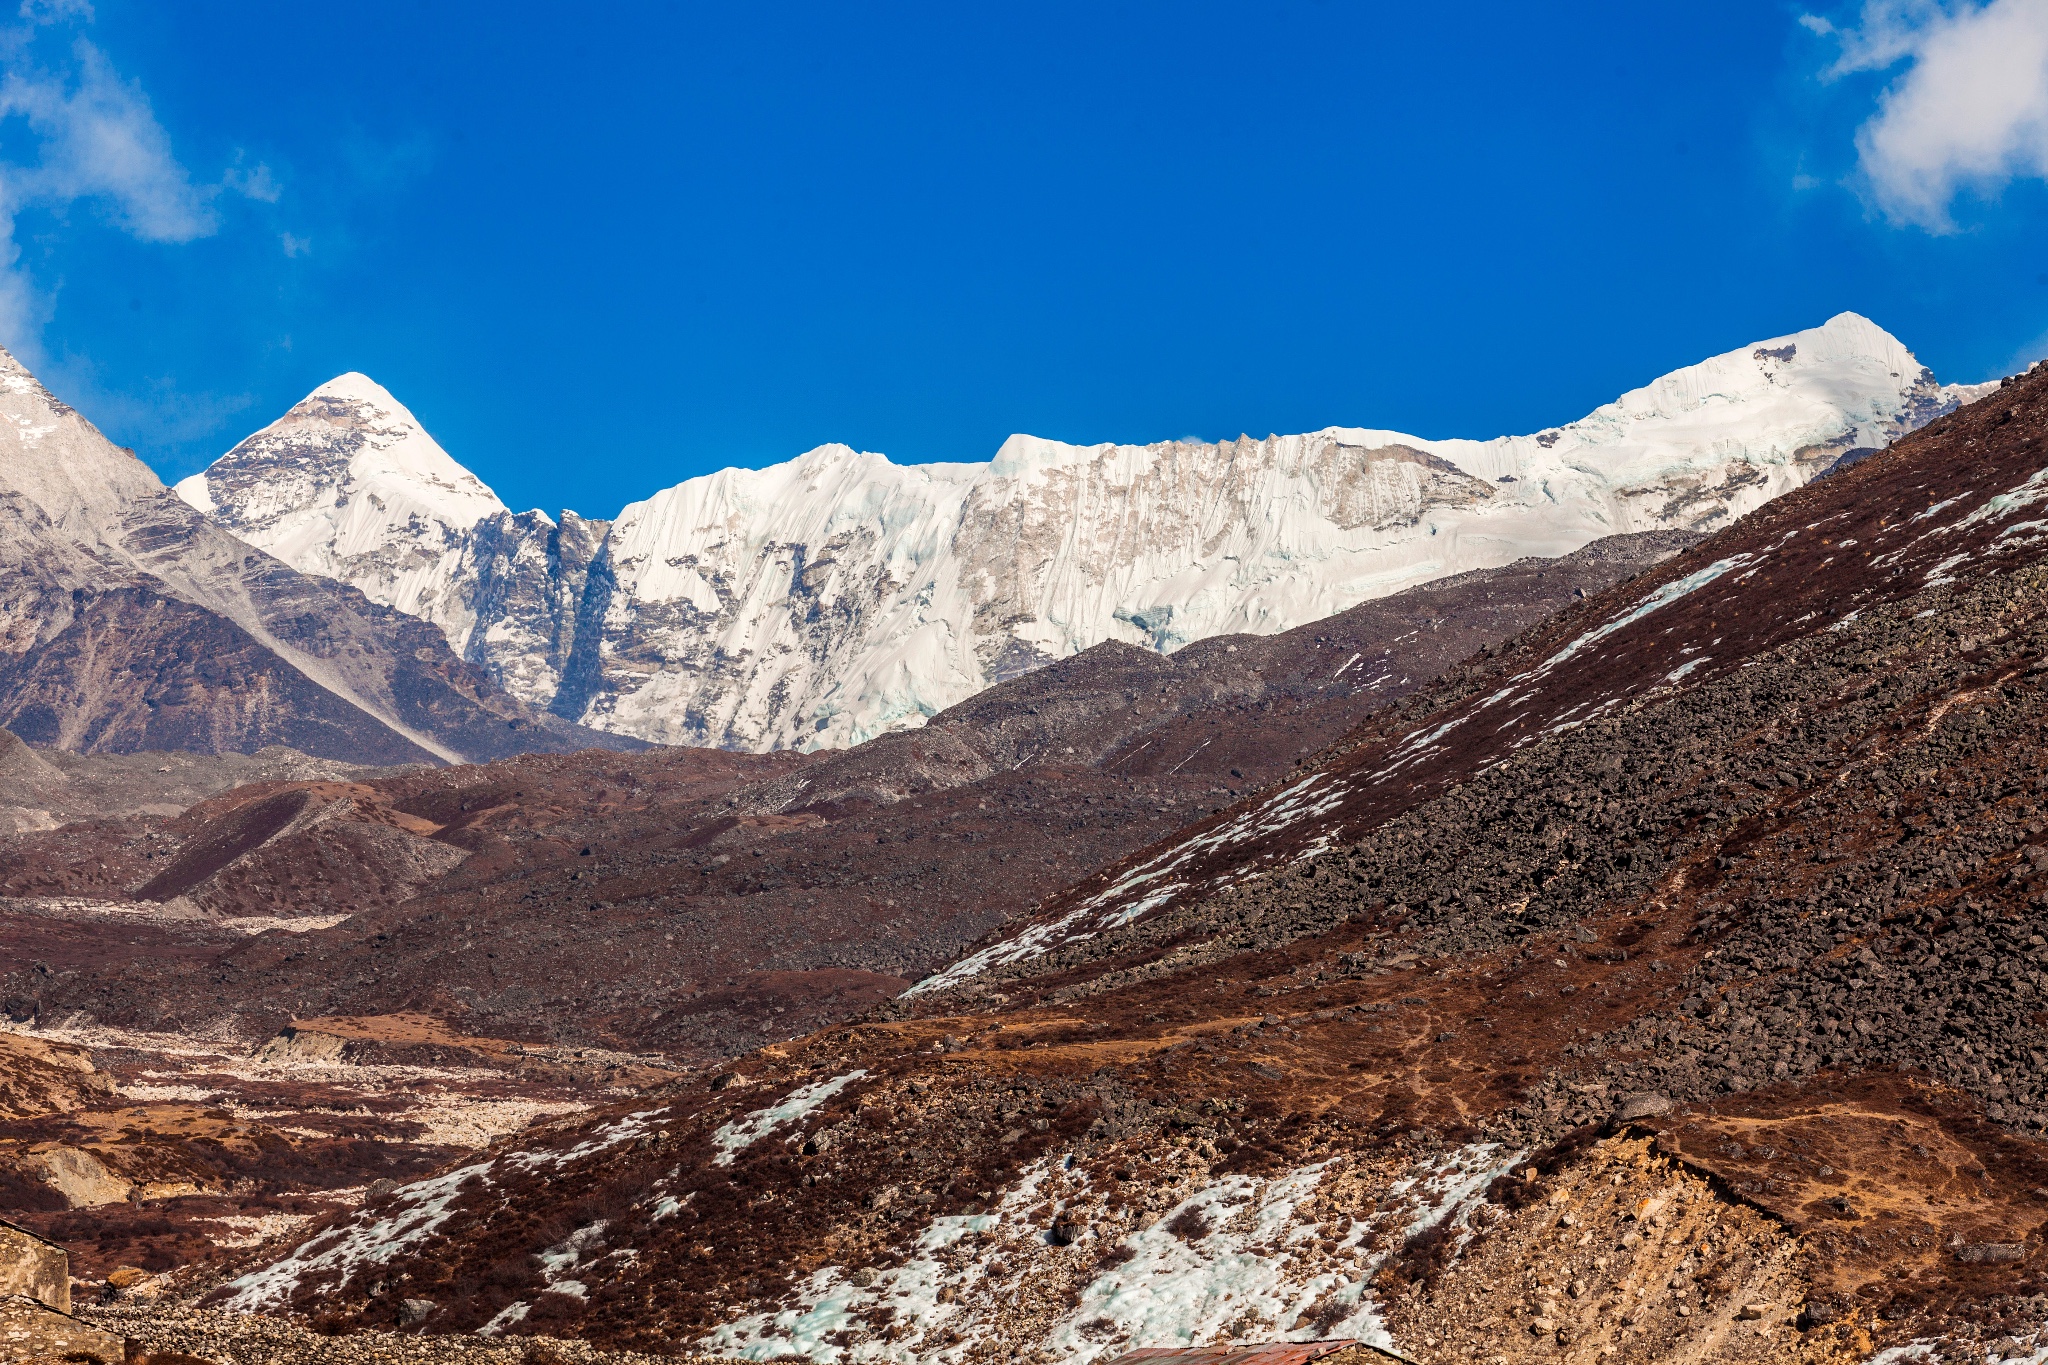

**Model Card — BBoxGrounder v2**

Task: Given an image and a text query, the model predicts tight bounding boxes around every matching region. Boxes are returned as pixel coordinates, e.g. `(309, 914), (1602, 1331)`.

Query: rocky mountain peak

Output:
(0, 347), (636, 765)
(0, 343), (165, 530)
(174, 372), (509, 637)
(177, 370), (505, 533)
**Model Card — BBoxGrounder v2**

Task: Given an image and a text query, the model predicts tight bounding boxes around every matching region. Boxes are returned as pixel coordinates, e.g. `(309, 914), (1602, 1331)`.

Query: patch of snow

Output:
(1044, 1164), (1339, 1359)
(702, 1144), (1516, 1365)
(505, 1106), (673, 1170)
(534, 1220), (607, 1299)
(1533, 555), (1754, 676)
(478, 1301), (530, 1336)
(218, 1160), (493, 1309)
(172, 472), (214, 514)
(703, 1160), (1050, 1362)
(910, 772), (1356, 993)
(710, 1072), (868, 1165)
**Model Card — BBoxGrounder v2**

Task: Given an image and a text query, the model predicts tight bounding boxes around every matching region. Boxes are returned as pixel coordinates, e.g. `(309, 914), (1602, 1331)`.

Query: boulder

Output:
(1615, 1092), (1673, 1121)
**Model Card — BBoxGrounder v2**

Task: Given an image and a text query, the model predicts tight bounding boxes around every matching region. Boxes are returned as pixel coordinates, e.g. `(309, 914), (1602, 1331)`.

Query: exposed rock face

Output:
(0, 1296), (123, 1365)
(183, 313), (1991, 752)
(0, 1219), (70, 1310)
(0, 585), (450, 764)
(28, 1146), (130, 1207)
(0, 348), (639, 765)
(460, 508), (610, 705)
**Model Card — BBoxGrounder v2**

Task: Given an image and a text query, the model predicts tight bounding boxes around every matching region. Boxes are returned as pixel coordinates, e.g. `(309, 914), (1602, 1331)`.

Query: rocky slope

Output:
(200, 369), (2048, 1361)
(0, 532), (1683, 1064)
(182, 313), (1992, 752)
(0, 730), (408, 835)
(0, 347), (639, 765)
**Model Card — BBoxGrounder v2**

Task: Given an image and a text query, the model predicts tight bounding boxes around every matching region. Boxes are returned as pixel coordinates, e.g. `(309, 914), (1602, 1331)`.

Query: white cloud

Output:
(1814, 0), (2048, 230)
(0, 40), (216, 242)
(0, 15), (219, 352)
(18, 1), (93, 22)
(223, 154), (279, 204)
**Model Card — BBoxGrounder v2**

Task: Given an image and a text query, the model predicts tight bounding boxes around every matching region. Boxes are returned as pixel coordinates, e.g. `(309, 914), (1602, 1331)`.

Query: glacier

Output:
(176, 312), (1994, 752)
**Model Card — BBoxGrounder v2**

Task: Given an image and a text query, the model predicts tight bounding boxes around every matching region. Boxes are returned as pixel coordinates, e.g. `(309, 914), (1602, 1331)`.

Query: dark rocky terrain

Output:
(0, 728), (413, 834)
(0, 532), (1682, 1065)
(176, 368), (2048, 1362)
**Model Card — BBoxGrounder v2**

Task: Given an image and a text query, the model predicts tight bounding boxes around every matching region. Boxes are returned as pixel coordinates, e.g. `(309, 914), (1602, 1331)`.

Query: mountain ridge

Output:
(179, 311), (1994, 754)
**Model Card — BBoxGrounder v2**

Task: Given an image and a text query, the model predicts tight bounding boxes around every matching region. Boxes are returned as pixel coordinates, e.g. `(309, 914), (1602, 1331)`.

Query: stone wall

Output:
(0, 1223), (65, 1313)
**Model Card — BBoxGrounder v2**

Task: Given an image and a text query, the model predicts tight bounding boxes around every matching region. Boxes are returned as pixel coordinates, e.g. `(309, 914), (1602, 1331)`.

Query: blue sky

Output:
(5, 0), (2048, 518)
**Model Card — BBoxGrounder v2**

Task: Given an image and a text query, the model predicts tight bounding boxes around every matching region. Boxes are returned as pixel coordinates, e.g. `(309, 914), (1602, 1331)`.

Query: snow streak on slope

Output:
(188, 313), (1994, 752)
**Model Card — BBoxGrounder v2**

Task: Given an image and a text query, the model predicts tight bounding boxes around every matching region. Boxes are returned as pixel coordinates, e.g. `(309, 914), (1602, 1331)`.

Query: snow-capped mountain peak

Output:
(176, 372), (509, 641)
(181, 313), (1998, 753)
(0, 341), (165, 529)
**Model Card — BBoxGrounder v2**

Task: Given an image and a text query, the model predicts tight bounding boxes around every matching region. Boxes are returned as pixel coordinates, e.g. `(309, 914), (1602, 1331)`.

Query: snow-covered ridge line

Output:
(183, 313), (1996, 753)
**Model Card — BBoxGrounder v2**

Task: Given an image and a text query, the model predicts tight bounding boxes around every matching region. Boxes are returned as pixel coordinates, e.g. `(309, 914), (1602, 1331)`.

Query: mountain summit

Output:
(182, 313), (1992, 752)
(175, 373), (508, 641)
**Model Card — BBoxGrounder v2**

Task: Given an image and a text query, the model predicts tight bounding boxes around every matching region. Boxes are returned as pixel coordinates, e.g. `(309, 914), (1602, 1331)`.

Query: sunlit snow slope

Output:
(182, 312), (1992, 752)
